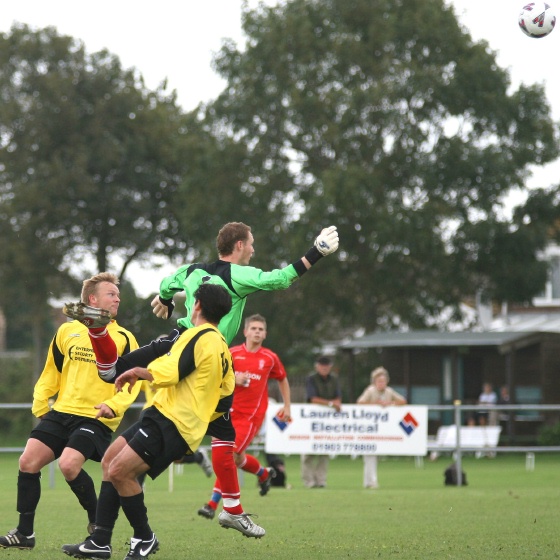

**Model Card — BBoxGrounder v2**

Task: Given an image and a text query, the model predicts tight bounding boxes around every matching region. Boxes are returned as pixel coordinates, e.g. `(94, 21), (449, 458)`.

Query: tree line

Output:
(1, 0), (560, 379)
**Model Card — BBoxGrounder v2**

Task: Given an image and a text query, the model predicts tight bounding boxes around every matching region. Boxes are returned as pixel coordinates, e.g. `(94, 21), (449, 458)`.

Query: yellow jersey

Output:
(32, 320), (141, 431)
(149, 323), (234, 450)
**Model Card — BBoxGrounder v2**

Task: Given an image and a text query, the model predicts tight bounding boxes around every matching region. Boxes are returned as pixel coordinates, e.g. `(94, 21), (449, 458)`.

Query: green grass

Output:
(0, 452), (558, 559)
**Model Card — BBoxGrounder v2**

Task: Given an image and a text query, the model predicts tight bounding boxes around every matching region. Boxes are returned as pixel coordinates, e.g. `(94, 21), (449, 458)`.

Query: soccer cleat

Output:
(258, 466), (276, 496)
(197, 503), (215, 520)
(63, 302), (113, 328)
(124, 533), (159, 559)
(0, 528), (35, 549)
(61, 538), (111, 559)
(218, 511), (266, 538)
(197, 447), (213, 477)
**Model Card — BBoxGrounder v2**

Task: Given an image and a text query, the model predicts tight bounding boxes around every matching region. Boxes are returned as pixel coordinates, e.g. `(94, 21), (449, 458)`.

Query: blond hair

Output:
(371, 366), (389, 383)
(81, 272), (119, 304)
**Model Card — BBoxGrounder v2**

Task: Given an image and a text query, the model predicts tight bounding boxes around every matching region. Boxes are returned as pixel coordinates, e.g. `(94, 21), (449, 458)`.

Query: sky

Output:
(2, 0), (559, 296)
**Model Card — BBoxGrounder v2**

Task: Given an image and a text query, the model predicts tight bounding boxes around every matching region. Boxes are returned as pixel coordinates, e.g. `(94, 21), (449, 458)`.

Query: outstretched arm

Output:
(293, 225), (339, 275)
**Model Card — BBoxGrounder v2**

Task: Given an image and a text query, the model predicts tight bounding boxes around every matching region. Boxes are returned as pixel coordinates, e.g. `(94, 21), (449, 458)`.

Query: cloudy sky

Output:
(2, 1), (557, 114)
(2, 0), (558, 295)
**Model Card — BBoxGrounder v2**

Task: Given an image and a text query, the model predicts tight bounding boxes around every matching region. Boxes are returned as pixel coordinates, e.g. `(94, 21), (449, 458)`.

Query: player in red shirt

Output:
(198, 314), (291, 519)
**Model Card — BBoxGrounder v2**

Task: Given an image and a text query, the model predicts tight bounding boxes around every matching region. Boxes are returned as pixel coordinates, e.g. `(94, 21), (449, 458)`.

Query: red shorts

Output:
(232, 411), (264, 453)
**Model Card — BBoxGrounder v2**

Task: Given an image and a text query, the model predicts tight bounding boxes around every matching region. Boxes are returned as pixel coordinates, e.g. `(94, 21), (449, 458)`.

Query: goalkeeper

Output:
(72, 221), (339, 382)
(151, 221), (339, 343)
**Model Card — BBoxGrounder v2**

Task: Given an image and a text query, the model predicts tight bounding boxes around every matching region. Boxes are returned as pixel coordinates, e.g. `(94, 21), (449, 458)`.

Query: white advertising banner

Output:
(264, 404), (428, 456)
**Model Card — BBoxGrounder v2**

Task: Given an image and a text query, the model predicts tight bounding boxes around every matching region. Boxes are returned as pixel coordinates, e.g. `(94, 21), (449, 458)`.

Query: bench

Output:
(428, 425), (502, 460)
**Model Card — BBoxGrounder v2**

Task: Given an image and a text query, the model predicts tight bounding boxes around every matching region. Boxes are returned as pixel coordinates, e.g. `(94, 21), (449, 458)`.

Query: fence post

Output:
(454, 400), (463, 486)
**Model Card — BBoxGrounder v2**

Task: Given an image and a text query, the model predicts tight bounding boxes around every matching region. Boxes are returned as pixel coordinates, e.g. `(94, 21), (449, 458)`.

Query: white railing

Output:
(1, 402), (560, 451)
(423, 403), (560, 484)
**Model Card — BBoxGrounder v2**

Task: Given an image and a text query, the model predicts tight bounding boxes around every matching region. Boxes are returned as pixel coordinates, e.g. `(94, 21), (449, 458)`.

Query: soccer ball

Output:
(519, 2), (556, 38)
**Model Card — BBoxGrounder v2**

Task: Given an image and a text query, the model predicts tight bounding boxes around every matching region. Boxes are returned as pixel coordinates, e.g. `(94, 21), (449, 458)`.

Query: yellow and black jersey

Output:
(32, 320), (141, 431)
(150, 322), (234, 450)
(141, 380), (157, 409)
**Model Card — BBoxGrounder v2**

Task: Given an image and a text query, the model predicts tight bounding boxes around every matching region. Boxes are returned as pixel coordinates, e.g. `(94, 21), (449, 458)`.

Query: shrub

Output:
(537, 422), (560, 445)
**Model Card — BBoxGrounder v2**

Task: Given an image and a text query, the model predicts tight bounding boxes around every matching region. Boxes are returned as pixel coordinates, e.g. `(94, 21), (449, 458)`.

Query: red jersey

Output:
(230, 343), (287, 420)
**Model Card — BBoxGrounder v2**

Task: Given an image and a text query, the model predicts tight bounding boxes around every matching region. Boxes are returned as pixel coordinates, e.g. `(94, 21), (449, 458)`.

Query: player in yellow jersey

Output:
(0, 273), (140, 552)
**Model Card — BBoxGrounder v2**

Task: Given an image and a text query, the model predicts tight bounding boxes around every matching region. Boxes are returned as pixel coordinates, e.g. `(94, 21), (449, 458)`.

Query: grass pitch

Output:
(0, 452), (558, 559)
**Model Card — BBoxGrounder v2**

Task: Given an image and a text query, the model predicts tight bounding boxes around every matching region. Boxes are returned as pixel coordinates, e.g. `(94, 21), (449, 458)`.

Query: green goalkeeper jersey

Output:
(159, 259), (302, 344)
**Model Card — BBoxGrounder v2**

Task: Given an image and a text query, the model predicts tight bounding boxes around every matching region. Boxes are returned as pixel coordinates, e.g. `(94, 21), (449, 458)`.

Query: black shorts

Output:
(121, 407), (190, 480)
(207, 412), (235, 441)
(30, 409), (112, 462)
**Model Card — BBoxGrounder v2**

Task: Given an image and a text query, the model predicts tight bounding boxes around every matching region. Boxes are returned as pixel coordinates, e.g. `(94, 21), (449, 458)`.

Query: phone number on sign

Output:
(312, 443), (377, 453)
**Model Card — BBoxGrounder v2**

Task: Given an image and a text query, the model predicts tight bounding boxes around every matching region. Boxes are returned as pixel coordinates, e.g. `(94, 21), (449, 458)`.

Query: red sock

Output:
(240, 454), (263, 477)
(88, 329), (117, 375)
(208, 480), (222, 510)
(211, 440), (243, 515)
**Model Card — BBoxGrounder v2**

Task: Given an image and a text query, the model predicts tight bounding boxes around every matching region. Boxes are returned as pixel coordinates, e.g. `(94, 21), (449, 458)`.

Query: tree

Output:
(199, 0), (558, 341)
(0, 24), (187, 355)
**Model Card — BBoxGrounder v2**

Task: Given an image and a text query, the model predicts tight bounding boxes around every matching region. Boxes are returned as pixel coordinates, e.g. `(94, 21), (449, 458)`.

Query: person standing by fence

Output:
(301, 356), (342, 488)
(477, 382), (498, 426)
(356, 367), (406, 489)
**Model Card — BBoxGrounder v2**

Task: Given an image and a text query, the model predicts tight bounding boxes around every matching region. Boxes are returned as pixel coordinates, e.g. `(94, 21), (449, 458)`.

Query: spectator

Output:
(477, 382), (498, 426)
(497, 385), (513, 423)
(301, 356), (342, 488)
(356, 367), (407, 489)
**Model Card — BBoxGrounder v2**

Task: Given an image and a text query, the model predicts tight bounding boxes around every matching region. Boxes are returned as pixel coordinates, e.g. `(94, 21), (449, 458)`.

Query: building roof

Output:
(335, 309), (560, 355)
(337, 330), (544, 355)
(490, 311), (560, 332)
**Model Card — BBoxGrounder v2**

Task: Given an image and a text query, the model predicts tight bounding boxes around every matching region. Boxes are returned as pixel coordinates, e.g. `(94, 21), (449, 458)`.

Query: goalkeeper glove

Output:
(151, 295), (175, 319)
(314, 225), (339, 256)
(303, 226), (339, 266)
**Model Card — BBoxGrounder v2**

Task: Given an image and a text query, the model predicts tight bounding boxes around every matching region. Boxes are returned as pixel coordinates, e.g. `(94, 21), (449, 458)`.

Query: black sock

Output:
(17, 471), (41, 536)
(120, 493), (152, 540)
(67, 469), (97, 523)
(90, 481), (121, 546)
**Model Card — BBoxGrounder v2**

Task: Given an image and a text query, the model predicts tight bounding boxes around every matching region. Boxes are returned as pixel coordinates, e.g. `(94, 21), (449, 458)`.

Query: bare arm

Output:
(115, 367), (154, 394)
(276, 377), (292, 421)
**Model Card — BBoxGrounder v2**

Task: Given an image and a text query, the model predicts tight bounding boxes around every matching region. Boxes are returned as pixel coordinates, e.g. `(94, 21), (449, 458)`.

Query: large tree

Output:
(197, 0), (558, 347)
(0, 24), (188, 356)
